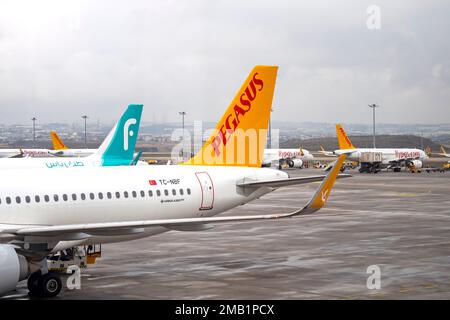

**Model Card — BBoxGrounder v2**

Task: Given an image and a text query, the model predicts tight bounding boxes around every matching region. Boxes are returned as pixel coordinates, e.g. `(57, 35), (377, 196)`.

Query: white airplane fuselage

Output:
(334, 148), (428, 164)
(0, 156), (102, 170)
(0, 149), (53, 158)
(262, 149), (314, 167)
(50, 149), (97, 158)
(0, 165), (287, 248)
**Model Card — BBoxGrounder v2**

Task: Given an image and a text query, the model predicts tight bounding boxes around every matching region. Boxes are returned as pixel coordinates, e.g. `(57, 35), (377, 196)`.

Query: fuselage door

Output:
(195, 172), (214, 211)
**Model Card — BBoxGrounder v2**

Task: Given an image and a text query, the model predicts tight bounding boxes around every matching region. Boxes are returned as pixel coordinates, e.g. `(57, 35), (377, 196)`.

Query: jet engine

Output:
(287, 159), (303, 168)
(407, 160), (423, 169)
(0, 245), (29, 296)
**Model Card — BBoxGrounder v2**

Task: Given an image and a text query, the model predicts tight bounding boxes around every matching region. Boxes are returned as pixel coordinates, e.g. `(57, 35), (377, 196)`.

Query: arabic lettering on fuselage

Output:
(45, 160), (85, 169)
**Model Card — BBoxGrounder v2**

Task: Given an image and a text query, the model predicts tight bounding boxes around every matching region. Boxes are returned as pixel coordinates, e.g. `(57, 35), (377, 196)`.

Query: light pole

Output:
(31, 117), (37, 146)
(179, 111), (186, 159)
(368, 104), (379, 148)
(268, 108), (273, 149)
(81, 115), (88, 148)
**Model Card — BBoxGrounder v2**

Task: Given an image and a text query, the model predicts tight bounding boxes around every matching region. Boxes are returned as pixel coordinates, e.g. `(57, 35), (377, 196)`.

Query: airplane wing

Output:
(0, 155), (347, 239)
(237, 173), (350, 188)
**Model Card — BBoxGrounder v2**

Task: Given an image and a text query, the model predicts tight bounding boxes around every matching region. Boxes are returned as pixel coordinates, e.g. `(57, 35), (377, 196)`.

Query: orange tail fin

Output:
(185, 65), (278, 167)
(50, 130), (68, 150)
(335, 124), (356, 150)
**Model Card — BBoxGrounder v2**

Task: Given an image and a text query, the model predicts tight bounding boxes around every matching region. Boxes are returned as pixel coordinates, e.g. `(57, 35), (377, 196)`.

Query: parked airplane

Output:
(0, 104), (142, 170)
(262, 148), (314, 168)
(0, 66), (349, 298)
(0, 148), (53, 158)
(49, 131), (96, 157)
(333, 124), (428, 173)
(430, 146), (450, 158)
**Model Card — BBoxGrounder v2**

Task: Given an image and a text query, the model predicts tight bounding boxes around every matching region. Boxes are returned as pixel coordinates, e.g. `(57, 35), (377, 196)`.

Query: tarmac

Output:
(8, 168), (450, 299)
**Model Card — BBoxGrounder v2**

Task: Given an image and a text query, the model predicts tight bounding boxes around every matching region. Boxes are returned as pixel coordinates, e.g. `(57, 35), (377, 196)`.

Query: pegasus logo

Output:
(123, 118), (137, 151)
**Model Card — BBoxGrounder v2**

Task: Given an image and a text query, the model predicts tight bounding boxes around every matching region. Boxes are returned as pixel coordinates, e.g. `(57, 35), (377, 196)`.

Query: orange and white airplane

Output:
(332, 124), (428, 172)
(49, 131), (97, 157)
(0, 66), (349, 297)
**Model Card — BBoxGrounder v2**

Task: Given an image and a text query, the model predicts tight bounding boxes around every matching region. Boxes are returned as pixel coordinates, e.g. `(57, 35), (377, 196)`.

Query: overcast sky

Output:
(0, 0), (449, 125)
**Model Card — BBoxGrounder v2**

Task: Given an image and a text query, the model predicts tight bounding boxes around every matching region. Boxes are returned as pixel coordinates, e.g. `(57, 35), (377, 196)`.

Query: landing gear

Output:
(27, 270), (62, 298)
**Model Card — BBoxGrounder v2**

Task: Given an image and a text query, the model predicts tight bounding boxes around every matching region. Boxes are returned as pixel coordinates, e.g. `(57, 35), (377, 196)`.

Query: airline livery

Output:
(0, 148), (54, 159)
(49, 131), (97, 158)
(262, 148), (314, 169)
(0, 104), (143, 170)
(333, 124), (428, 173)
(0, 66), (349, 298)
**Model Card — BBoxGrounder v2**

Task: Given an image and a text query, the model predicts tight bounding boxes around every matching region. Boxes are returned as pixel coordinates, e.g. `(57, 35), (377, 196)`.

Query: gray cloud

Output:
(0, 0), (449, 125)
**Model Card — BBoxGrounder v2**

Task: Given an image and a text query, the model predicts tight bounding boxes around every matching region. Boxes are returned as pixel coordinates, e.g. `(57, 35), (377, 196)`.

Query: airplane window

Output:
(132, 191), (137, 198)
(6, 197), (11, 204)
(172, 189), (176, 196)
(90, 193), (95, 200)
(123, 191), (129, 198)
(98, 192), (104, 200)
(44, 195), (50, 202)
(80, 193), (86, 200)
(187, 188), (191, 195)
(156, 190), (161, 197)
(35, 195), (40, 203)
(63, 194), (68, 201)
(140, 190), (145, 197)
(72, 194), (77, 201)
(179, 189), (184, 195)
(107, 192), (112, 199)
(115, 192), (120, 199)
(0, 198), (2, 204)
(16, 196), (21, 204)
(25, 196), (31, 203)
(148, 190), (153, 197)
(164, 190), (169, 196)
(54, 194), (59, 202)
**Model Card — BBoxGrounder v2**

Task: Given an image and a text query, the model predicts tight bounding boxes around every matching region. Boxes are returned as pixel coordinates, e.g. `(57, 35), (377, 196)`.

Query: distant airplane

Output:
(429, 146), (450, 158)
(49, 131), (96, 157)
(262, 148), (314, 168)
(330, 124), (428, 173)
(0, 104), (143, 170)
(0, 66), (349, 298)
(0, 148), (54, 159)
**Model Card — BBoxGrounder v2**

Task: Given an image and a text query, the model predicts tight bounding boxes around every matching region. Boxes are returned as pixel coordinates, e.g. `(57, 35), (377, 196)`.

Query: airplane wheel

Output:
(38, 273), (62, 298)
(27, 271), (42, 296)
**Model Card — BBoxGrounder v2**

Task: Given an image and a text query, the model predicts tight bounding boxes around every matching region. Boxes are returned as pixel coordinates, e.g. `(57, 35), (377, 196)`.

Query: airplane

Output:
(0, 148), (54, 159)
(49, 131), (97, 157)
(429, 146), (450, 158)
(262, 148), (314, 169)
(333, 124), (428, 173)
(0, 65), (349, 298)
(0, 104), (143, 170)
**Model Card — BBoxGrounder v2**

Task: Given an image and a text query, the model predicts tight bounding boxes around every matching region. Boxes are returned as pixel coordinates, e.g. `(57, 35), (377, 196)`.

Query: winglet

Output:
(50, 130), (69, 150)
(336, 124), (356, 150)
(297, 154), (347, 215)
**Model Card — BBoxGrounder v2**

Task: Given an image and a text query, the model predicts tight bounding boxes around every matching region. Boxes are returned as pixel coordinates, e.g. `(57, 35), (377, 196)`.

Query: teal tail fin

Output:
(131, 150), (143, 165)
(92, 104), (143, 166)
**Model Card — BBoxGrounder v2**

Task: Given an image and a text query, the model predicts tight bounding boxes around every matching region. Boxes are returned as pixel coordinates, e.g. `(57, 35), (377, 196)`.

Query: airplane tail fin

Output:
(50, 131), (68, 150)
(184, 65), (278, 167)
(336, 124), (356, 150)
(91, 104), (143, 166)
(441, 146), (447, 154)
